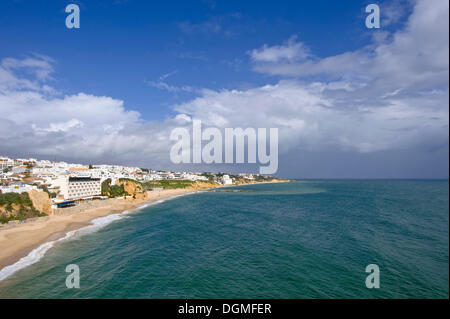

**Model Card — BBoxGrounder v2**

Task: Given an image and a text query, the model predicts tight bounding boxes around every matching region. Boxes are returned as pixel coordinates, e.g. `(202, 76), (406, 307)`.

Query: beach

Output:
(0, 180), (289, 281)
(0, 188), (195, 274)
(0, 180), (446, 298)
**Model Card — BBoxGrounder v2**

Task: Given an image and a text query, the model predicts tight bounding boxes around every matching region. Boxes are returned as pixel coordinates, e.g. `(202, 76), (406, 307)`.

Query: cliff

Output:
(186, 178), (290, 190)
(116, 179), (148, 201)
(187, 181), (221, 190)
(27, 190), (52, 215)
(0, 192), (48, 224)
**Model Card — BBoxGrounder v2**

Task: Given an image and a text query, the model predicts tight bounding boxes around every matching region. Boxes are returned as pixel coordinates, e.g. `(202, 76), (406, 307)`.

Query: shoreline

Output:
(0, 188), (198, 281)
(0, 180), (290, 281)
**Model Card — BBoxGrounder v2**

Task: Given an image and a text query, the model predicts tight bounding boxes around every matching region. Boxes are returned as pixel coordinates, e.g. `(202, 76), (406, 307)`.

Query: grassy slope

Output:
(0, 192), (47, 224)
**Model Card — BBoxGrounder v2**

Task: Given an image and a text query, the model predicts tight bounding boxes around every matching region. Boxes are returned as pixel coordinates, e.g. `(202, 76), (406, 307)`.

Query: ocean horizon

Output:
(0, 180), (448, 298)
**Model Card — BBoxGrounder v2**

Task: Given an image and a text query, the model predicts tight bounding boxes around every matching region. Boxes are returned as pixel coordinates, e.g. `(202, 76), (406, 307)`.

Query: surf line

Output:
(0, 191), (197, 282)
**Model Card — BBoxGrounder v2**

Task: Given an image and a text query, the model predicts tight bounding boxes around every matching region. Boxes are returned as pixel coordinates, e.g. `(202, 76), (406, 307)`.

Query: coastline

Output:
(0, 180), (290, 281)
(0, 188), (196, 281)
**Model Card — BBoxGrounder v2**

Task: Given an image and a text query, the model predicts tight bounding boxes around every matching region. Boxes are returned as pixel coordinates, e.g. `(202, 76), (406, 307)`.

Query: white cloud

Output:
(176, 0), (448, 155)
(380, 0), (413, 27)
(33, 118), (84, 133)
(249, 35), (310, 63)
(1, 55), (55, 81)
(174, 80), (448, 154)
(250, 0), (448, 93)
(0, 0), (448, 176)
(0, 57), (176, 166)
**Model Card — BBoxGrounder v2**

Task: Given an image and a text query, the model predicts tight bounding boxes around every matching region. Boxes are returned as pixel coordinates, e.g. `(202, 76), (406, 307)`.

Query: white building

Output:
(221, 175), (233, 185)
(0, 183), (39, 194)
(51, 176), (102, 200)
(182, 173), (208, 181)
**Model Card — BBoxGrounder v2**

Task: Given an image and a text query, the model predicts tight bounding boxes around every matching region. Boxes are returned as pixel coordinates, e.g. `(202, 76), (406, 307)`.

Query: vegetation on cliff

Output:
(117, 178), (147, 200)
(101, 178), (129, 198)
(33, 184), (57, 198)
(0, 192), (47, 224)
(142, 175), (289, 190)
(118, 178), (144, 187)
(144, 180), (196, 189)
(101, 178), (148, 200)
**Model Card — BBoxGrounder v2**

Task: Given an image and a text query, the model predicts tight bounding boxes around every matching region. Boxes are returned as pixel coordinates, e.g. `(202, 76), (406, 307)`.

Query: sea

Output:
(0, 180), (448, 298)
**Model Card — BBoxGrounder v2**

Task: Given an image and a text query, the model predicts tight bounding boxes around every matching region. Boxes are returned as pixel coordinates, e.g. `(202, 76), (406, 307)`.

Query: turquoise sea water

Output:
(0, 180), (448, 298)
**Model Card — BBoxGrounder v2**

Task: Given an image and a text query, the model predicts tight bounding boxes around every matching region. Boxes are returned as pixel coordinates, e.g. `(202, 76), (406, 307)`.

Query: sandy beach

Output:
(0, 181), (289, 279)
(0, 188), (195, 273)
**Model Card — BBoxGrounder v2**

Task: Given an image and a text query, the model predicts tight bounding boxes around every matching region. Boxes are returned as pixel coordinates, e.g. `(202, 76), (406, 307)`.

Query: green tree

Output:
(101, 178), (112, 196)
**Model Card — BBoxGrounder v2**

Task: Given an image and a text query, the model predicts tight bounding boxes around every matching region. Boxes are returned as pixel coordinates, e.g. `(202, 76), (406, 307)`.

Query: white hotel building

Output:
(52, 176), (102, 200)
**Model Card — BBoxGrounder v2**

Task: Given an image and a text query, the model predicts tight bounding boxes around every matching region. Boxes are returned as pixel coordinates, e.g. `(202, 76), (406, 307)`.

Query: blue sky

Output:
(0, 0), (397, 118)
(0, 0), (448, 178)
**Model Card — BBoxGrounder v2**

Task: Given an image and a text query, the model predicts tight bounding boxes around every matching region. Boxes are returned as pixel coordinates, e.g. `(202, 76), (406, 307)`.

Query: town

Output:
(0, 155), (278, 217)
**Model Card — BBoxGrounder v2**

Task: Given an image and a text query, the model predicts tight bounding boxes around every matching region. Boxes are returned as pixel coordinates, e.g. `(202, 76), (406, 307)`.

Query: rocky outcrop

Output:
(115, 179), (148, 201)
(27, 190), (52, 215)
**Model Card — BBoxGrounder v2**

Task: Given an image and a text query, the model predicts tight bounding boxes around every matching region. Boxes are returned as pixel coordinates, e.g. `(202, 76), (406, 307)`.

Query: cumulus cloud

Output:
(174, 80), (448, 154)
(250, 0), (448, 92)
(0, 56), (182, 167)
(0, 0), (448, 177)
(175, 0), (448, 157)
(381, 0), (412, 27)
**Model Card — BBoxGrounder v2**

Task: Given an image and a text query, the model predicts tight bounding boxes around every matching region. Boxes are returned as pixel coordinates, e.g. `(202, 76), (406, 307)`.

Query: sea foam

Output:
(0, 191), (196, 282)
(0, 213), (127, 282)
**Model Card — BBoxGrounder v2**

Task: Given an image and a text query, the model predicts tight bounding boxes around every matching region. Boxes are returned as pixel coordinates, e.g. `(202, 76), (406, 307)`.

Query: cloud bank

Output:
(0, 0), (448, 177)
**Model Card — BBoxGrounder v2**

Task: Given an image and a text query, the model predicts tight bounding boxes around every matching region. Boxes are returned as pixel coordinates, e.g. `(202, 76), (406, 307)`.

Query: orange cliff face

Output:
(187, 181), (221, 190)
(187, 178), (290, 190)
(115, 179), (148, 201)
(0, 191), (50, 225)
(27, 190), (52, 215)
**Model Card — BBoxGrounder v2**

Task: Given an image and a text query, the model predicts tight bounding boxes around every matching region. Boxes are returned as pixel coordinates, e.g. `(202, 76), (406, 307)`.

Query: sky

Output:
(0, 0), (448, 178)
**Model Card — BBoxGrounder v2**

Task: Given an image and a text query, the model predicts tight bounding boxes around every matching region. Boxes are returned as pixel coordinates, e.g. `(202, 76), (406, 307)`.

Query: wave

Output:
(0, 191), (196, 282)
